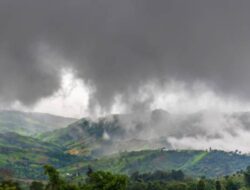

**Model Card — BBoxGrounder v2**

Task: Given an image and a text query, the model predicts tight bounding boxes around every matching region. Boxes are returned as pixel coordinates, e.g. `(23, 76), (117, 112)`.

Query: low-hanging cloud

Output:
(102, 110), (250, 153)
(1, 0), (250, 111)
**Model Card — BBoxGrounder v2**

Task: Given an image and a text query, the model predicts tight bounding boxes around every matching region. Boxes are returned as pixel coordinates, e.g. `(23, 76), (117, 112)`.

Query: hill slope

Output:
(61, 149), (250, 178)
(1, 133), (250, 179)
(39, 110), (250, 156)
(6, 110), (250, 179)
(38, 111), (172, 156)
(0, 132), (76, 179)
(0, 110), (76, 135)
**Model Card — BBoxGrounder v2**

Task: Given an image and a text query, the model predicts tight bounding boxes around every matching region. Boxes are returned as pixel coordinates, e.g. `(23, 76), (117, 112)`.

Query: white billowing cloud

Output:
(8, 70), (250, 121)
(159, 110), (250, 152)
(20, 74), (250, 118)
(111, 80), (250, 115)
(7, 71), (250, 152)
(168, 128), (250, 153)
(31, 70), (92, 118)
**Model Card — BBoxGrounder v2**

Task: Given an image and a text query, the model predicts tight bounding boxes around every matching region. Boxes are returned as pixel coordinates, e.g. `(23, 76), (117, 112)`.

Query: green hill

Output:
(3, 110), (250, 180)
(0, 110), (76, 135)
(1, 132), (250, 180)
(38, 113), (171, 156)
(39, 110), (250, 157)
(60, 149), (250, 178)
(38, 116), (127, 155)
(0, 132), (76, 179)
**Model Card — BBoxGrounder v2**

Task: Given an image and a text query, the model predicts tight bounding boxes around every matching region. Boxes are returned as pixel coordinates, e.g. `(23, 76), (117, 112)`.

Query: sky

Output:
(1, 0), (250, 117)
(2, 0), (250, 151)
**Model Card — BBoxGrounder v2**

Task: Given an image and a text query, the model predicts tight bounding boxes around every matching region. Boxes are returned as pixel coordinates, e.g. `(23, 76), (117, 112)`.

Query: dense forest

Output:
(1, 165), (250, 190)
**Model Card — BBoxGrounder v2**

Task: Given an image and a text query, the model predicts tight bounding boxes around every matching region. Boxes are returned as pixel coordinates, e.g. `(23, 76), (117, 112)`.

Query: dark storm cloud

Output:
(1, 0), (250, 109)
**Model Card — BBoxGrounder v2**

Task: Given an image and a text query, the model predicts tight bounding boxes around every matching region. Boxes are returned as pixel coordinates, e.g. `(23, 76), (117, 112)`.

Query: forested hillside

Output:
(0, 111), (76, 135)
(2, 164), (250, 190)
(0, 132), (77, 179)
(60, 149), (250, 179)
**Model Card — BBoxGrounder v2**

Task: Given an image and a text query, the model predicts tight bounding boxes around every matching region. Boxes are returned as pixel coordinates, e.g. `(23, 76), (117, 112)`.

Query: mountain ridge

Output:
(0, 110), (77, 135)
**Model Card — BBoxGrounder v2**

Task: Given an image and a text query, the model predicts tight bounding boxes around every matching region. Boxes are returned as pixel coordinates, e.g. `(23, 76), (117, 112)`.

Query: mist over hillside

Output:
(0, 110), (76, 135)
(2, 109), (250, 155)
(36, 109), (250, 156)
(0, 110), (250, 180)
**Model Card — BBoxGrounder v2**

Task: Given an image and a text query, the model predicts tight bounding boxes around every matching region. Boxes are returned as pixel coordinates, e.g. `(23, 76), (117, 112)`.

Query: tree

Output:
(85, 171), (128, 190)
(30, 181), (44, 190)
(197, 180), (205, 190)
(86, 165), (93, 177)
(244, 166), (250, 186)
(0, 186), (16, 190)
(0, 180), (21, 190)
(127, 182), (147, 190)
(168, 182), (187, 190)
(147, 181), (165, 190)
(171, 170), (185, 181)
(44, 165), (64, 190)
(225, 179), (240, 190)
(215, 180), (221, 190)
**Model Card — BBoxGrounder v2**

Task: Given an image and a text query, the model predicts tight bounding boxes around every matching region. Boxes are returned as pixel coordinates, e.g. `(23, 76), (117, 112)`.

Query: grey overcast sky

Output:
(1, 0), (250, 117)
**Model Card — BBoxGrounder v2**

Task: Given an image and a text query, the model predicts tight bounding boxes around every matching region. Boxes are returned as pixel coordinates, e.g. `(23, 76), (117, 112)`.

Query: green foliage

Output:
(2, 164), (250, 190)
(43, 165), (81, 190)
(197, 179), (205, 190)
(244, 166), (250, 186)
(61, 149), (250, 179)
(225, 179), (241, 190)
(30, 181), (44, 190)
(127, 181), (147, 190)
(39, 117), (124, 157)
(215, 180), (221, 190)
(0, 186), (16, 190)
(0, 132), (77, 179)
(0, 180), (21, 190)
(147, 181), (165, 190)
(2, 147), (250, 180)
(44, 165), (64, 190)
(84, 171), (128, 190)
(43, 165), (127, 190)
(131, 170), (185, 182)
(167, 182), (187, 190)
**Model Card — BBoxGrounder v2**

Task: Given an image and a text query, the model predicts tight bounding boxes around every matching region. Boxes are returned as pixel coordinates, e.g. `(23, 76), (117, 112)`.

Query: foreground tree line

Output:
(1, 165), (250, 190)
